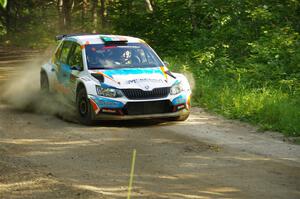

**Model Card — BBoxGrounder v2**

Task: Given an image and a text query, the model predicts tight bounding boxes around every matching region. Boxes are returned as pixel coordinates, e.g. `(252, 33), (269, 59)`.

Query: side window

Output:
(59, 41), (73, 64)
(69, 44), (83, 70)
(54, 42), (63, 63)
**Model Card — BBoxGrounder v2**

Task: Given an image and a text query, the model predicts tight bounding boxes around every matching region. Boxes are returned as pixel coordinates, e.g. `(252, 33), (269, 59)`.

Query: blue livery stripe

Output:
(172, 94), (187, 105)
(91, 96), (124, 109)
(103, 67), (164, 78)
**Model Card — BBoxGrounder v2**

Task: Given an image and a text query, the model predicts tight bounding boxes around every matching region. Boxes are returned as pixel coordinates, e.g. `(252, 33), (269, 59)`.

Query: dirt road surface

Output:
(0, 47), (299, 199)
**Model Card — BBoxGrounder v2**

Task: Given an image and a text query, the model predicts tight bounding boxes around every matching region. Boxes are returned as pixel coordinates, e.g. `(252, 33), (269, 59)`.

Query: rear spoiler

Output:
(55, 35), (66, 41)
(55, 33), (101, 41)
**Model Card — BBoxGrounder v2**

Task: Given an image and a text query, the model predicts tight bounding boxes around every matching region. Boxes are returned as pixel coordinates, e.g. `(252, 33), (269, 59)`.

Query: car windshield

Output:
(85, 43), (163, 69)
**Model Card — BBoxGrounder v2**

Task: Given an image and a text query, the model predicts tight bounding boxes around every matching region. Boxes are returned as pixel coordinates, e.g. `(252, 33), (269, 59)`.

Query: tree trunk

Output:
(91, 0), (98, 33)
(145, 0), (153, 13)
(57, 0), (64, 32)
(100, 0), (105, 28)
(81, 0), (88, 30)
(62, 0), (73, 32)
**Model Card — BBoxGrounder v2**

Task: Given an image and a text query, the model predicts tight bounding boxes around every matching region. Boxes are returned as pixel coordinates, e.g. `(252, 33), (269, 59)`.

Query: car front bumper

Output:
(93, 108), (190, 120)
(88, 92), (191, 121)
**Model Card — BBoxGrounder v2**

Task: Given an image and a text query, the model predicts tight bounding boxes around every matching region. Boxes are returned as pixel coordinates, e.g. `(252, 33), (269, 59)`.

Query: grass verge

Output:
(166, 57), (300, 137)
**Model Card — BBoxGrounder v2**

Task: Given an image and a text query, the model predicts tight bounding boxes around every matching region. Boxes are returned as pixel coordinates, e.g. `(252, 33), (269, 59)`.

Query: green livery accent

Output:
(100, 36), (128, 43)
(100, 36), (113, 42)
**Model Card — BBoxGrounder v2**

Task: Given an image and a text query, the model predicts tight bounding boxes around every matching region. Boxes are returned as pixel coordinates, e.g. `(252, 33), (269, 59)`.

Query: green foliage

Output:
(0, 0), (7, 8)
(166, 57), (300, 136)
(196, 76), (300, 136)
(0, 0), (299, 135)
(0, 21), (6, 36)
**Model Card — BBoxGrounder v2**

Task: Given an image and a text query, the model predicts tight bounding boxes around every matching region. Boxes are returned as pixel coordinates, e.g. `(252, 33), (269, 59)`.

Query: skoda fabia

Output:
(40, 34), (191, 124)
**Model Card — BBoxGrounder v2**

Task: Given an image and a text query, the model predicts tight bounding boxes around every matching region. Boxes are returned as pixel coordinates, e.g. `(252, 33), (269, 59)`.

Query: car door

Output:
(58, 41), (73, 86)
(68, 43), (84, 100)
(53, 40), (73, 94)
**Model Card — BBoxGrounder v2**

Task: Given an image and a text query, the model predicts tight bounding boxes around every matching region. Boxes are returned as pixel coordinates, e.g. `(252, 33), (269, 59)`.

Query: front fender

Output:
(172, 73), (192, 93)
(76, 76), (98, 97)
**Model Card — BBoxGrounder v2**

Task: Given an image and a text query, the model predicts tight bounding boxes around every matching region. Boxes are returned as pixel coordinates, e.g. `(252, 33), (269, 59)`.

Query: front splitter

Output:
(93, 109), (190, 120)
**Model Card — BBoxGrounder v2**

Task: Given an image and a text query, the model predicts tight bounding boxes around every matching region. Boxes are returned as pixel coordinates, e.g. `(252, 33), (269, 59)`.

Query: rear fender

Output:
(41, 61), (56, 91)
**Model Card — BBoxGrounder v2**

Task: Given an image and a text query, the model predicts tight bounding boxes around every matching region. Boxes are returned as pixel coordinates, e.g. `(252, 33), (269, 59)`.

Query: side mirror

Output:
(163, 61), (169, 67)
(71, 65), (83, 71)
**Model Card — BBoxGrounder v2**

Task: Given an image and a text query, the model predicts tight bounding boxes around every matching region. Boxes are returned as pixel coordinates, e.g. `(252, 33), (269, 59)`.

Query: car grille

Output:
(121, 87), (170, 100)
(124, 100), (173, 115)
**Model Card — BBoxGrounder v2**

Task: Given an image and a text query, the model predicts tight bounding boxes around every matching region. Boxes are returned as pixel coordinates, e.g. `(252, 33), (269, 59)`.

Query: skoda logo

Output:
(144, 85), (150, 90)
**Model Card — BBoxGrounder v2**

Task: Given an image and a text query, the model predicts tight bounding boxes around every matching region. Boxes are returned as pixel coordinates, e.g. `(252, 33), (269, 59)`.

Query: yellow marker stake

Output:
(127, 149), (137, 199)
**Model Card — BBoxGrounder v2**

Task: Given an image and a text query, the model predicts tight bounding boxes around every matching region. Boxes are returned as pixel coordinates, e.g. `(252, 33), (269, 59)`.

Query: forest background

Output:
(0, 0), (299, 136)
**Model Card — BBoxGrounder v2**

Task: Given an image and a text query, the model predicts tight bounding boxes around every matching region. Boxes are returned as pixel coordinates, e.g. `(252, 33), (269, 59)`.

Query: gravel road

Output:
(0, 47), (299, 199)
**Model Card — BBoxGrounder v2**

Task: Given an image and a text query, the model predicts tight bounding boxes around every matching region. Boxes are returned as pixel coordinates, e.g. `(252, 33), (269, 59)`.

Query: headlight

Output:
(170, 81), (184, 95)
(96, 85), (123, 98)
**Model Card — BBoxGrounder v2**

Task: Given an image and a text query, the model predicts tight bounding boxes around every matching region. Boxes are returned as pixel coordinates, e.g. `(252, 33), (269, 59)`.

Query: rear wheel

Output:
(76, 87), (94, 125)
(40, 72), (49, 93)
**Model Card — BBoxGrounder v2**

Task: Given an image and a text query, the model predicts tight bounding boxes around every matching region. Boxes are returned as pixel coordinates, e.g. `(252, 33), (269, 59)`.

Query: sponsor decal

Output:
(90, 98), (100, 114)
(90, 96), (124, 109)
(53, 82), (70, 94)
(127, 78), (164, 85)
(160, 66), (168, 81)
(117, 45), (140, 49)
(172, 94), (187, 105)
(96, 71), (120, 84)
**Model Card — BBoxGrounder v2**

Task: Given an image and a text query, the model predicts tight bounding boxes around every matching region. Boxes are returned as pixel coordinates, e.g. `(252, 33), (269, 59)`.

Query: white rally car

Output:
(40, 34), (191, 124)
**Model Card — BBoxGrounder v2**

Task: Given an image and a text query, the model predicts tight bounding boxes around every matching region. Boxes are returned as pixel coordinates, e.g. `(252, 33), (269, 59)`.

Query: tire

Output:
(76, 87), (95, 125)
(40, 72), (49, 93)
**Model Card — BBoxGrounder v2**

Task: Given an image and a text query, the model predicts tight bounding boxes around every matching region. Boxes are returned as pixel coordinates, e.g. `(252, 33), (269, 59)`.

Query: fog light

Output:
(173, 104), (186, 112)
(177, 104), (185, 110)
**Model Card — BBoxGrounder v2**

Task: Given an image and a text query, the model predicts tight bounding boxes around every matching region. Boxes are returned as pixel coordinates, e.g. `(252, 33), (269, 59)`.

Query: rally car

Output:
(40, 34), (191, 124)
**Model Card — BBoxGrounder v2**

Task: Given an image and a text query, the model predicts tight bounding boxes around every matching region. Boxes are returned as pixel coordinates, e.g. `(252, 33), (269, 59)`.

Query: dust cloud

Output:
(183, 71), (195, 91)
(0, 52), (77, 122)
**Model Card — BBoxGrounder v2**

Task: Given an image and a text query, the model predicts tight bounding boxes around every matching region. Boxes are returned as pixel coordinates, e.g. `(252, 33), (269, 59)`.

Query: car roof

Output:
(63, 34), (144, 45)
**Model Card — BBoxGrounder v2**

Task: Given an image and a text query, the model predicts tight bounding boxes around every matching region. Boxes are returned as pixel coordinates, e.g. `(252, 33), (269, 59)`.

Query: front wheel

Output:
(76, 88), (95, 125)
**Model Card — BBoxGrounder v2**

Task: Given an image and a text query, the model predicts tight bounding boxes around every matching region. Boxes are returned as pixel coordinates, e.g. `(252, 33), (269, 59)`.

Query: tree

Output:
(99, 0), (105, 28)
(145, 0), (153, 13)
(0, 0), (7, 8)
(82, 0), (88, 30)
(58, 0), (64, 31)
(91, 0), (98, 32)
(62, 0), (73, 31)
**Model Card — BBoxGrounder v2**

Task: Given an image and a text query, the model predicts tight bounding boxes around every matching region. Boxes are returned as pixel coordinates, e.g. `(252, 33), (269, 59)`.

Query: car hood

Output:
(89, 67), (176, 90)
